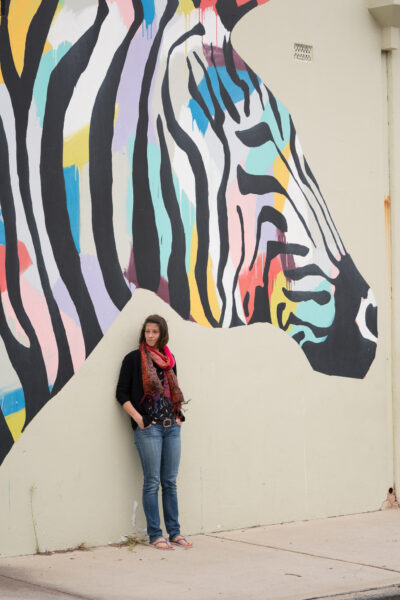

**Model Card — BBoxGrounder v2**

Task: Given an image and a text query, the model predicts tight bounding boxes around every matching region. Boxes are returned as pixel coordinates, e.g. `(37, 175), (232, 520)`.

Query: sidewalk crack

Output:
(0, 573), (94, 600)
(204, 534), (400, 575)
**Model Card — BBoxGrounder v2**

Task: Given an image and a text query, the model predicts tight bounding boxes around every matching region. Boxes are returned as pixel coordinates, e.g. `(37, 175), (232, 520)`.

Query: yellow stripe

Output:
(177, 0), (196, 16)
(5, 408), (26, 442)
(273, 142), (291, 213)
(63, 124), (90, 169)
(188, 224), (221, 326)
(63, 106), (119, 169)
(270, 270), (296, 333)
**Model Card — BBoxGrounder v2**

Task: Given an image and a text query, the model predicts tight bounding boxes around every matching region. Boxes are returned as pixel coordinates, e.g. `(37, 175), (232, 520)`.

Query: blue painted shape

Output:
(295, 280), (335, 329)
(0, 388), (25, 418)
(289, 280), (335, 347)
(188, 66), (257, 136)
(0, 209), (5, 245)
(245, 98), (291, 175)
(290, 325), (327, 348)
(33, 42), (72, 126)
(63, 166), (81, 253)
(142, 0), (155, 28)
(188, 98), (209, 135)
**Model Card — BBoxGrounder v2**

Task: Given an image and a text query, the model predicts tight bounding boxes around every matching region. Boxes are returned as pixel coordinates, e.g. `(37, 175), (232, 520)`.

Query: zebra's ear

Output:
(216, 0), (262, 31)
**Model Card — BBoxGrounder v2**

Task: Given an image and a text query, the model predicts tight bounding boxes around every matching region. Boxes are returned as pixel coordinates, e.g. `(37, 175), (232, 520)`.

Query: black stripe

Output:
(216, 0), (257, 31)
(284, 264), (335, 283)
(277, 302), (288, 331)
(249, 206), (287, 270)
(210, 43), (240, 123)
(265, 86), (283, 140)
(0, 116), (50, 426)
(230, 206), (246, 327)
(193, 50), (231, 325)
(245, 62), (264, 109)
(162, 23), (218, 327)
(90, 0), (143, 311)
(237, 165), (316, 246)
(0, 397), (14, 465)
(285, 311), (330, 338)
(282, 288), (331, 305)
(132, 1), (179, 292)
(304, 156), (345, 253)
(0, 2), (20, 97)
(250, 240), (309, 324)
(236, 122), (271, 147)
(289, 117), (342, 261)
(157, 116), (190, 319)
(1, 0), (74, 396)
(41, 1), (107, 356)
(21, 0), (59, 92)
(243, 291), (250, 318)
(187, 57), (214, 125)
(223, 38), (249, 117)
(266, 123), (339, 266)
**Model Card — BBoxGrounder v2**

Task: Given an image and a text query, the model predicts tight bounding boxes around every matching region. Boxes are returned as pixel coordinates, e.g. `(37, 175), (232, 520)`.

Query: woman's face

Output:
(144, 323), (160, 348)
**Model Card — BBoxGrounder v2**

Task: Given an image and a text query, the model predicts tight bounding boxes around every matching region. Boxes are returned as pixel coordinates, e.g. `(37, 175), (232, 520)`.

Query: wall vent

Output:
(294, 43), (313, 62)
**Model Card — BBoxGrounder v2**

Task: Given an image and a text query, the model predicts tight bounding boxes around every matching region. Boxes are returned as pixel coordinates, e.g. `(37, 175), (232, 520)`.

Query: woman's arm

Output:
(116, 352), (153, 428)
(122, 401), (152, 429)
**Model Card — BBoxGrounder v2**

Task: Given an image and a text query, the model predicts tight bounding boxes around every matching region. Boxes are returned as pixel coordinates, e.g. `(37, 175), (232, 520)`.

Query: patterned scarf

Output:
(139, 343), (184, 415)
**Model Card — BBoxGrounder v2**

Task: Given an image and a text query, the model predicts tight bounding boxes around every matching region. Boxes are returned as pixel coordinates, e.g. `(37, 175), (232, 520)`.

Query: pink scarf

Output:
(139, 343), (184, 415)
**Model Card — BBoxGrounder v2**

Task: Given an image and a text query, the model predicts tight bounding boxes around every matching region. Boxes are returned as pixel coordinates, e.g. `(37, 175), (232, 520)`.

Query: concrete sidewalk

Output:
(0, 509), (399, 600)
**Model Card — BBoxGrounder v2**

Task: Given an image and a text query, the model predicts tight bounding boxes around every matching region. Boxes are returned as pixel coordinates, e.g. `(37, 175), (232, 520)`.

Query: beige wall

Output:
(0, 0), (396, 557)
(388, 44), (400, 496)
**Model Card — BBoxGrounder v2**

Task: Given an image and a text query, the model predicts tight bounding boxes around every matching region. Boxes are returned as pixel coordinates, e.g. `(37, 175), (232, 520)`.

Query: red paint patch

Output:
(238, 254), (265, 323)
(268, 256), (283, 300)
(200, 0), (217, 9)
(0, 242), (32, 292)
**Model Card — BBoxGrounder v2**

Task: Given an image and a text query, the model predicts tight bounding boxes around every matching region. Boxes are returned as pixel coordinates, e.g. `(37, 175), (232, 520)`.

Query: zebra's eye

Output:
(356, 289), (377, 344)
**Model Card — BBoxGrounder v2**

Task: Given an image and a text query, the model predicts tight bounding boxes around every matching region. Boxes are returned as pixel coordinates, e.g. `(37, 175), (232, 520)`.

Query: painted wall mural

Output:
(0, 0), (378, 463)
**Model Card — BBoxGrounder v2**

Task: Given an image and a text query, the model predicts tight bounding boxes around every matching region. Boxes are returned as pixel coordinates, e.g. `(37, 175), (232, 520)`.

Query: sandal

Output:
(150, 537), (174, 550)
(171, 535), (193, 548)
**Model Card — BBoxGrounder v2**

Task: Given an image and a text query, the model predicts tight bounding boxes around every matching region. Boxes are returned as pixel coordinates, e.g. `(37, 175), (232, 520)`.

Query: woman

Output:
(116, 314), (192, 550)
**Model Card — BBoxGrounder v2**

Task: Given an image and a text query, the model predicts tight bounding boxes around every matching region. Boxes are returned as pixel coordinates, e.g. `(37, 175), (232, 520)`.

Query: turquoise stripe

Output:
(0, 388), (25, 418)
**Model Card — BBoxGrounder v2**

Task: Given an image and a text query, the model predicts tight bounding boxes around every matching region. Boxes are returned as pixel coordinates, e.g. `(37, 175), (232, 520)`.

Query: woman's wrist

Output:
(122, 401), (144, 427)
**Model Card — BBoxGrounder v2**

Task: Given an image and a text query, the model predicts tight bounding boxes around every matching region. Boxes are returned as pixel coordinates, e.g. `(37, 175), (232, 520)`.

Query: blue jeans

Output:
(134, 424), (181, 543)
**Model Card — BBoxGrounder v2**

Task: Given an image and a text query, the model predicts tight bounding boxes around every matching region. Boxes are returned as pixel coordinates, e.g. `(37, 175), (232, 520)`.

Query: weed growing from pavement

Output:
(109, 536), (148, 552)
(29, 485), (40, 554)
(38, 542), (90, 556)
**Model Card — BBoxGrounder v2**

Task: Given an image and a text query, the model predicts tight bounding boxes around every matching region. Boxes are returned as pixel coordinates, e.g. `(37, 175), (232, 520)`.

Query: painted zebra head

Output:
(127, 1), (378, 379)
(0, 0), (377, 462)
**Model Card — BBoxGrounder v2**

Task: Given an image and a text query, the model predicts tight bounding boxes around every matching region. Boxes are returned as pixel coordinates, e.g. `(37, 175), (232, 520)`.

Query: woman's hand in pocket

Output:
(137, 416), (154, 430)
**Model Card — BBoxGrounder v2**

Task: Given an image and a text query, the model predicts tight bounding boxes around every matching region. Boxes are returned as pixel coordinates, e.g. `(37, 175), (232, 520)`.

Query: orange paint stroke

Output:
(238, 254), (265, 323)
(384, 195), (392, 292)
(268, 255), (283, 301)
(0, 242), (33, 292)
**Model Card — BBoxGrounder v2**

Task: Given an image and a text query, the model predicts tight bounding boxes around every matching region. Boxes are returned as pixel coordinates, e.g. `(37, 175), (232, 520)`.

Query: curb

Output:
(307, 584), (400, 600)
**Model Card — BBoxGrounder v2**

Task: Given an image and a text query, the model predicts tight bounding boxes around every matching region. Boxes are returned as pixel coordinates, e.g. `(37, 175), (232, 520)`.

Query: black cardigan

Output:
(116, 349), (183, 430)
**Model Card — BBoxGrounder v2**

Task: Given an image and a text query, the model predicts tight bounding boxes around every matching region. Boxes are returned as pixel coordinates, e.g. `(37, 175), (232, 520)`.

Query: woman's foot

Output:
(150, 537), (174, 550)
(171, 535), (193, 548)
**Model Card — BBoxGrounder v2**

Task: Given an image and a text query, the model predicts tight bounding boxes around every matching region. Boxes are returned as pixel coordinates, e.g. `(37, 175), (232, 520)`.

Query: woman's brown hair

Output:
(139, 314), (169, 349)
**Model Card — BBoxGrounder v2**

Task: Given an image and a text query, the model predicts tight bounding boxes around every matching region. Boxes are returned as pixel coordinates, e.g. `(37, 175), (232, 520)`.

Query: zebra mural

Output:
(0, 0), (377, 464)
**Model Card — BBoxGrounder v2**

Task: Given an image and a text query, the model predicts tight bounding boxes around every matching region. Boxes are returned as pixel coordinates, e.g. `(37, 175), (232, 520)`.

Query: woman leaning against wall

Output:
(116, 314), (192, 550)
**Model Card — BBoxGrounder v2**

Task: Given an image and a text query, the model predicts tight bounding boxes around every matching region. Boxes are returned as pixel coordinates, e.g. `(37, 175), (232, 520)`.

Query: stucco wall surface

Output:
(0, 0), (394, 557)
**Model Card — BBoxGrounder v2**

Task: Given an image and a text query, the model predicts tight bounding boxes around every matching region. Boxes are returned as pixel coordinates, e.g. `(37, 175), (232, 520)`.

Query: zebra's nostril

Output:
(366, 303), (377, 338)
